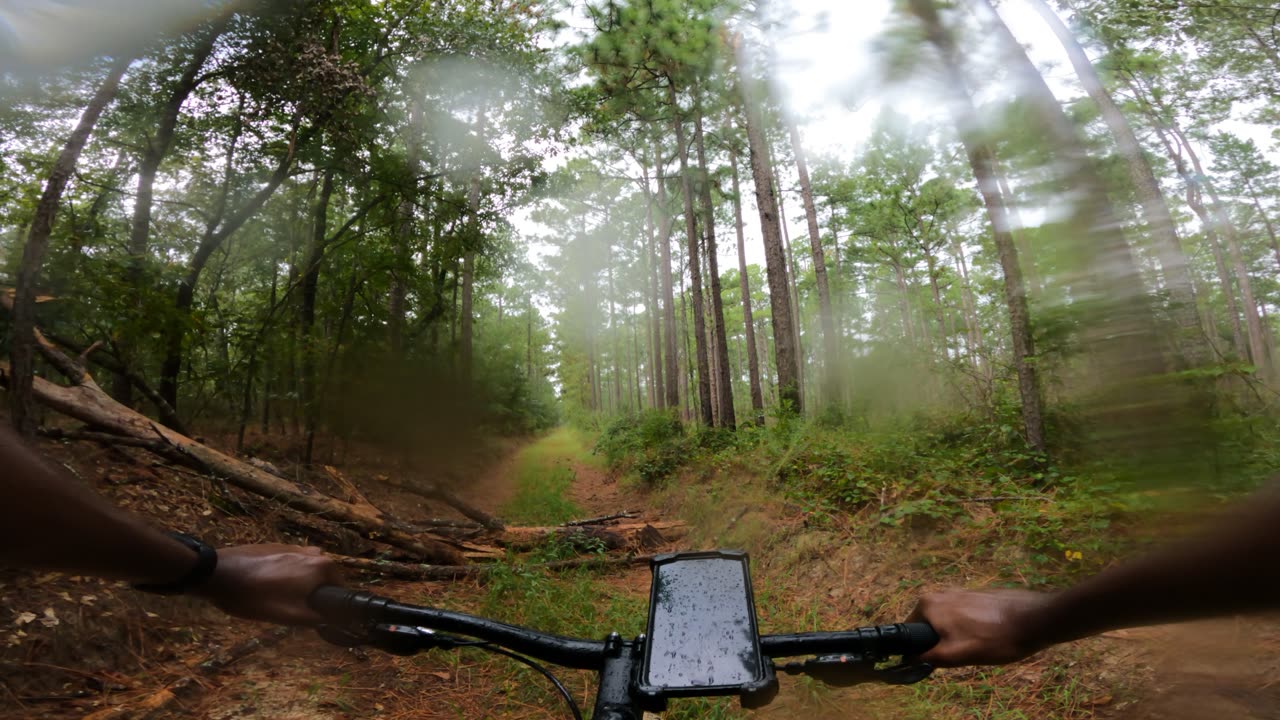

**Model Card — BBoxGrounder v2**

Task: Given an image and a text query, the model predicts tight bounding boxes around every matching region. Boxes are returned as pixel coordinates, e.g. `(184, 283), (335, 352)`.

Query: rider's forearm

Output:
(1025, 483), (1280, 647)
(0, 427), (197, 584)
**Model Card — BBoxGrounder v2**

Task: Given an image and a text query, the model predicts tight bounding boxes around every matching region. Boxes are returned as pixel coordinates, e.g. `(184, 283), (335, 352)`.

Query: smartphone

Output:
(636, 551), (776, 708)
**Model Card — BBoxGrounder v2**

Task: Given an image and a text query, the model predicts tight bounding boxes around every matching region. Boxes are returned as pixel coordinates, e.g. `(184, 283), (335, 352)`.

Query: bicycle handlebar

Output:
(309, 585), (939, 666)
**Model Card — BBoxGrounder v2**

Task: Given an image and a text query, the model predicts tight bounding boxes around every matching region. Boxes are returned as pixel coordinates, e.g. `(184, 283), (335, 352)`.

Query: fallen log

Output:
(0, 359), (464, 565)
(489, 521), (685, 552)
(336, 553), (657, 581)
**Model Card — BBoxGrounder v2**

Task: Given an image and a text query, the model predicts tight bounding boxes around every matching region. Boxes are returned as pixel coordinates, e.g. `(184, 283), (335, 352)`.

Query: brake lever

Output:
(777, 654), (935, 687)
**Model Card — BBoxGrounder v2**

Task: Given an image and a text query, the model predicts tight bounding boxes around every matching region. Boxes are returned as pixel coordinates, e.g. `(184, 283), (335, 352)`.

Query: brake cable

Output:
(473, 643), (584, 720)
(319, 623), (583, 720)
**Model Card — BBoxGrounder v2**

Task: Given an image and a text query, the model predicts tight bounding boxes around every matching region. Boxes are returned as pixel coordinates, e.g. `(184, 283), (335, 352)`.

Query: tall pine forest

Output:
(4, 0), (1280, 554)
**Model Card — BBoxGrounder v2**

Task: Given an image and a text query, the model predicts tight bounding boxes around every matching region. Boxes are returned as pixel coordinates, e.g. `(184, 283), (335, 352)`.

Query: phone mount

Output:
(632, 550), (779, 712)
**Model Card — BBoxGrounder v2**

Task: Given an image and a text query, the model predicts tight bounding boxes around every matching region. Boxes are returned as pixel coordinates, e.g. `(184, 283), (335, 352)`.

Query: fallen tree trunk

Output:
(336, 553), (657, 581)
(0, 359), (464, 565)
(369, 472), (504, 530)
(488, 521), (685, 552)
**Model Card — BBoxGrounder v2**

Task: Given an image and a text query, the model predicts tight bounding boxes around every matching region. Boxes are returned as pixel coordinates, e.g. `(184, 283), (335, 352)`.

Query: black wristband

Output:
(132, 532), (218, 595)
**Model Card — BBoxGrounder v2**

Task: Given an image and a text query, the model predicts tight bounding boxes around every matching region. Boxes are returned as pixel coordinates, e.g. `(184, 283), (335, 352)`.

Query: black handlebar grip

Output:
(896, 622), (940, 656)
(308, 585), (360, 623)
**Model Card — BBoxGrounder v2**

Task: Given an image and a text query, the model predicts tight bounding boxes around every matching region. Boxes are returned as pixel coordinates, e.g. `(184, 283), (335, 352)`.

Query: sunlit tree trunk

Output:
(772, 147), (807, 407)
(10, 56), (131, 435)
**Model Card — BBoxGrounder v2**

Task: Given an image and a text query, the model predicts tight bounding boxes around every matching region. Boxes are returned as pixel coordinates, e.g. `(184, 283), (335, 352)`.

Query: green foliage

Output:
(594, 409), (690, 485)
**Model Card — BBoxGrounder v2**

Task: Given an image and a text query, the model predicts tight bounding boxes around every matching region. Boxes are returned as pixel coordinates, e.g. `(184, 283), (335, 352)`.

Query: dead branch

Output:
(77, 339), (104, 365)
(562, 510), (641, 527)
(41, 330), (186, 435)
(80, 627), (291, 720)
(336, 553), (656, 581)
(370, 473), (505, 530)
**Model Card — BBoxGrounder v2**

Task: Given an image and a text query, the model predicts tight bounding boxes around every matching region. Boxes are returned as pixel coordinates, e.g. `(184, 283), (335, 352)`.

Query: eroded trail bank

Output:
(6, 427), (1280, 720)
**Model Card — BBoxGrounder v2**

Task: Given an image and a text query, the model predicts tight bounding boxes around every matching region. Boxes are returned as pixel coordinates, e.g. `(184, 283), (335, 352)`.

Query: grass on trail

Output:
(501, 427), (588, 525)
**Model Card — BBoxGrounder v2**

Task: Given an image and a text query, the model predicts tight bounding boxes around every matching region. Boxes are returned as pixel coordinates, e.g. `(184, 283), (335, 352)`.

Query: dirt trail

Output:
(13, 431), (1280, 720)
(148, 431), (659, 720)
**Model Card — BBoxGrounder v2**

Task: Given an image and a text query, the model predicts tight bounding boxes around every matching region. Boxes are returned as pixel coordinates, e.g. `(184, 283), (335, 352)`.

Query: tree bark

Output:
(730, 150), (766, 425)
(300, 169), (335, 465)
(640, 151), (665, 408)
(669, 83), (714, 426)
(693, 94), (736, 428)
(733, 44), (801, 413)
(10, 56), (131, 436)
(653, 143), (681, 410)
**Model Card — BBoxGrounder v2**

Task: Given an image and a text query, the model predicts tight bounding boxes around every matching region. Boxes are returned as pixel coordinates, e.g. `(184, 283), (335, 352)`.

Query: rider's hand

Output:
(195, 544), (342, 625)
(907, 589), (1053, 667)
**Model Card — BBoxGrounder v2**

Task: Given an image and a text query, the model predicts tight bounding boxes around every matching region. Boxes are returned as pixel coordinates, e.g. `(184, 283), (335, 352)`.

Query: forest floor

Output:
(3, 428), (1280, 720)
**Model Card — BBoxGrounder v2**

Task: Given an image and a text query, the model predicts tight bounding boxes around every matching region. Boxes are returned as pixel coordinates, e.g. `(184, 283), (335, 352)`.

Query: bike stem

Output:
(593, 633), (644, 720)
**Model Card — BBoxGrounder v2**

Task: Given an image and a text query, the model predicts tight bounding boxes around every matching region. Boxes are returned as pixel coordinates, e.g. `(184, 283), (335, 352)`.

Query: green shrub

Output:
(594, 409), (689, 485)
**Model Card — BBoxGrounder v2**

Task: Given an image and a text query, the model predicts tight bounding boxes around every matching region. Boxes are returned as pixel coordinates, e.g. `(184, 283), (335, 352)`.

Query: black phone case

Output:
(633, 550), (778, 711)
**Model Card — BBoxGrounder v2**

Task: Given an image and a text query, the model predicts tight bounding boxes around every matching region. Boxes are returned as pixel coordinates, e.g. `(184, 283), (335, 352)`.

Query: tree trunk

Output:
(730, 150), (765, 425)
(908, 0), (1046, 453)
(733, 45), (801, 413)
(9, 57), (131, 436)
(693, 94), (736, 428)
(654, 143), (681, 410)
(641, 152), (665, 407)
(773, 147), (807, 408)
(787, 119), (838, 398)
(300, 169), (335, 465)
(1027, 0), (1203, 364)
(1168, 127), (1267, 370)
(669, 83), (714, 426)
(120, 22), (226, 406)
(970, 0), (1165, 387)
(160, 120), (305, 410)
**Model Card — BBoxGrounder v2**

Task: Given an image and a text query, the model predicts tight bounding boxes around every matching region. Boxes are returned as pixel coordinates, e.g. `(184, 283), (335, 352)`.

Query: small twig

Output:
(562, 510), (640, 527)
